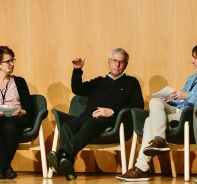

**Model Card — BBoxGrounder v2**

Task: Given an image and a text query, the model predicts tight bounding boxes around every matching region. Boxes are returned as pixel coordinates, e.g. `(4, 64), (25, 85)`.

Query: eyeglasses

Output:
(1, 59), (16, 64)
(109, 58), (127, 65)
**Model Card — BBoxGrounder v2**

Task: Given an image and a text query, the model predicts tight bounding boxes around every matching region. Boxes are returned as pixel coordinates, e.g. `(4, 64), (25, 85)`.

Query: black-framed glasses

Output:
(1, 59), (16, 64)
(109, 58), (127, 65)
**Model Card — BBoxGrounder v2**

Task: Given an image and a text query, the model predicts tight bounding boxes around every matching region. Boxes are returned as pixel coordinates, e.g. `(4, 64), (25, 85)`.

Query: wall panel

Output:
(0, 0), (197, 173)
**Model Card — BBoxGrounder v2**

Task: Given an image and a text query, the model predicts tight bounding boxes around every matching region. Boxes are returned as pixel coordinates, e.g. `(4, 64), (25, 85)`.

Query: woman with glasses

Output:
(0, 46), (34, 179)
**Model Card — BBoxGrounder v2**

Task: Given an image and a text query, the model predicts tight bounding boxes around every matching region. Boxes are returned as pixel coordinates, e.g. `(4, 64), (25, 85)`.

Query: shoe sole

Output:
(115, 176), (125, 180)
(124, 177), (149, 182)
(58, 158), (77, 181)
(47, 152), (59, 173)
(7, 172), (18, 179)
(143, 148), (170, 156)
(0, 175), (6, 179)
(116, 176), (149, 181)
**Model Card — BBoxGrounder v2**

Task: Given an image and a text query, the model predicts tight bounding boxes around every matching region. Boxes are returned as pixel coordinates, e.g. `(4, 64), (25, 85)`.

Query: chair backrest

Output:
(194, 105), (197, 143)
(166, 106), (196, 144)
(131, 108), (149, 137)
(68, 95), (89, 117)
(19, 94), (48, 143)
(31, 94), (47, 123)
(131, 107), (196, 144)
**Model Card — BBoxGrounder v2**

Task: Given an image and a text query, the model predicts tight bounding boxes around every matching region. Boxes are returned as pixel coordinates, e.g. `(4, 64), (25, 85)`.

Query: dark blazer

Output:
(14, 76), (34, 122)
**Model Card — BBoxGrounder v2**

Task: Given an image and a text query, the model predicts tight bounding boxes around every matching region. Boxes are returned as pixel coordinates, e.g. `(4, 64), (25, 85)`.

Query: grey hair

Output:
(109, 48), (129, 63)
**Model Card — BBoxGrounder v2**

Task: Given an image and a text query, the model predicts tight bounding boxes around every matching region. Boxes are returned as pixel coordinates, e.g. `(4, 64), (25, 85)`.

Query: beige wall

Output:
(1, 0), (197, 173)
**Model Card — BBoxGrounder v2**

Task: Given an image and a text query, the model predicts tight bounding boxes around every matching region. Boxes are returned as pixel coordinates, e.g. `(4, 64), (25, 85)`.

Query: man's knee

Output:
(149, 98), (164, 110)
(81, 121), (104, 135)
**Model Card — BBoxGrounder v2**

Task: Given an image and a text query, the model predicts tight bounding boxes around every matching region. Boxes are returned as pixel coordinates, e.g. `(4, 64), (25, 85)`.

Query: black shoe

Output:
(5, 167), (17, 179)
(0, 173), (6, 179)
(58, 158), (77, 181)
(47, 151), (60, 174)
(6, 171), (17, 179)
(60, 151), (74, 165)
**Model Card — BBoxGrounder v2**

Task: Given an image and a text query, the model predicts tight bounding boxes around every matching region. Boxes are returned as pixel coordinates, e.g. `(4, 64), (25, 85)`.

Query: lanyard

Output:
(189, 76), (197, 92)
(0, 79), (10, 105)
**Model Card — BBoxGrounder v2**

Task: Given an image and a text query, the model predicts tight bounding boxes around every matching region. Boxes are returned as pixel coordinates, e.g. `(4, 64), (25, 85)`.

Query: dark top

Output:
(14, 76), (34, 122)
(71, 68), (144, 116)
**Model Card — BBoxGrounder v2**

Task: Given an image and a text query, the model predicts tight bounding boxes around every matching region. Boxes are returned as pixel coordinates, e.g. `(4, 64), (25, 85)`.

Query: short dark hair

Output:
(192, 45), (197, 58)
(0, 46), (15, 63)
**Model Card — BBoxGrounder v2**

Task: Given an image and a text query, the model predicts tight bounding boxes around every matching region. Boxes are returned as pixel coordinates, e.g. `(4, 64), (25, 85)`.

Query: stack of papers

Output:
(0, 107), (19, 117)
(152, 86), (174, 100)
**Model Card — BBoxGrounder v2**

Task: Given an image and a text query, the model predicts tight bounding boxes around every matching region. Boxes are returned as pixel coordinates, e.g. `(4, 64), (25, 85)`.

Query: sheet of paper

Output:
(0, 107), (19, 117)
(152, 86), (174, 100)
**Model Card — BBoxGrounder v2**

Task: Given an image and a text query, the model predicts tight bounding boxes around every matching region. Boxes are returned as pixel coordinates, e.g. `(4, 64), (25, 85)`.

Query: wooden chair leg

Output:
(42, 178), (48, 184)
(48, 125), (59, 178)
(184, 121), (190, 182)
(169, 150), (177, 177)
(128, 132), (137, 169)
(119, 123), (127, 174)
(39, 125), (48, 178)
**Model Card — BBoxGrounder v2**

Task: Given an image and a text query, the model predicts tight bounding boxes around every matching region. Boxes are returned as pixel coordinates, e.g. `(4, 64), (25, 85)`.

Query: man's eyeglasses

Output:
(1, 59), (16, 64)
(109, 58), (127, 65)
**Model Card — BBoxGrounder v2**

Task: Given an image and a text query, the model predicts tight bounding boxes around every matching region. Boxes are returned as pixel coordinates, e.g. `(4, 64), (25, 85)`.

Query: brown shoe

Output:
(116, 167), (149, 181)
(143, 139), (170, 156)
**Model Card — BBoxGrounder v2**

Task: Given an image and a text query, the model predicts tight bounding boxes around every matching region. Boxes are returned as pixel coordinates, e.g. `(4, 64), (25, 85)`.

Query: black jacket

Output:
(14, 76), (34, 122)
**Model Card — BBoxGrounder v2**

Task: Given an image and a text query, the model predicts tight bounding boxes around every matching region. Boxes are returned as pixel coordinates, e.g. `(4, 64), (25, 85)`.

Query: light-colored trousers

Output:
(135, 98), (181, 172)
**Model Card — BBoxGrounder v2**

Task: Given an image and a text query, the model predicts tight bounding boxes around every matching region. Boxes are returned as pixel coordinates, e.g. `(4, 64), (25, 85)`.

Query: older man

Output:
(47, 48), (144, 180)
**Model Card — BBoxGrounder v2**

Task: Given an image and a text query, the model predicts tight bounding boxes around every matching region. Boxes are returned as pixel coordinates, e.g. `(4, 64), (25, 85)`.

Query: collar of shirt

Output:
(107, 72), (125, 80)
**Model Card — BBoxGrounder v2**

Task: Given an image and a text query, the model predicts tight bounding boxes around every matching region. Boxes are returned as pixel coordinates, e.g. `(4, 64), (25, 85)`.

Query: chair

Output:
(128, 106), (197, 182)
(17, 94), (48, 178)
(48, 95), (133, 178)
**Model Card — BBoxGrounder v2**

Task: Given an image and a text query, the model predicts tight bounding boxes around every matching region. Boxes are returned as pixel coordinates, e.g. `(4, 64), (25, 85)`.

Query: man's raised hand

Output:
(72, 57), (86, 69)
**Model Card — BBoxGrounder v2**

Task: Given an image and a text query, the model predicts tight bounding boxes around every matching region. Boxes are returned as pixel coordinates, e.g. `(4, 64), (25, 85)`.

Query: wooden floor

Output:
(1, 172), (197, 184)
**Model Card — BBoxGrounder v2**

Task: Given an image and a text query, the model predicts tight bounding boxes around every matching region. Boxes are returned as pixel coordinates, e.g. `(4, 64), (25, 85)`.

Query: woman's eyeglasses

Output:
(1, 59), (16, 64)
